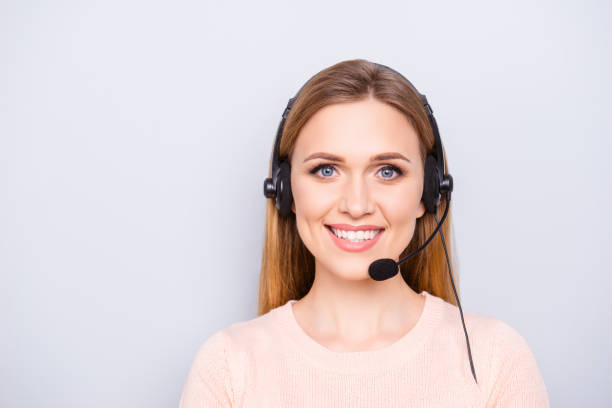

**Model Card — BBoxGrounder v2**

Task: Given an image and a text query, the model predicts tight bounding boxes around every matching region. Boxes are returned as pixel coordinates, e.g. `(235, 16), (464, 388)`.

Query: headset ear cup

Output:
(277, 161), (293, 217)
(422, 155), (440, 214)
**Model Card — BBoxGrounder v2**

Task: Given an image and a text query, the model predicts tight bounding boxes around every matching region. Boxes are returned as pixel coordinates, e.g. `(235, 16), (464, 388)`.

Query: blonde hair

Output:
(257, 59), (459, 316)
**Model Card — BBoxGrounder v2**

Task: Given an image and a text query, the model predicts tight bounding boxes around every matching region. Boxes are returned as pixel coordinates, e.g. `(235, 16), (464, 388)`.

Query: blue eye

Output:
(379, 166), (399, 179)
(309, 164), (403, 180)
(309, 164), (337, 178)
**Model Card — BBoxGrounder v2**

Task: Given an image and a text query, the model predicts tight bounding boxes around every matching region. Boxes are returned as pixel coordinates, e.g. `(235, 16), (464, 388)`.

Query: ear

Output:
(291, 201), (296, 214)
(416, 200), (426, 219)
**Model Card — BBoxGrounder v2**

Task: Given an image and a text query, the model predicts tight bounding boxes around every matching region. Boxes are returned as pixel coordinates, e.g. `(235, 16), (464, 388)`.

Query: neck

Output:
(292, 260), (425, 349)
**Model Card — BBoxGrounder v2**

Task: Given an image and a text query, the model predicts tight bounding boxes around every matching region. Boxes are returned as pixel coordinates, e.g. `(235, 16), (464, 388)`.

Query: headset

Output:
(262, 62), (477, 385)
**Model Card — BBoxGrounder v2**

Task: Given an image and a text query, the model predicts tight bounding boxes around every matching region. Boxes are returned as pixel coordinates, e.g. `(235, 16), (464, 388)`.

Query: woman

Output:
(179, 59), (550, 407)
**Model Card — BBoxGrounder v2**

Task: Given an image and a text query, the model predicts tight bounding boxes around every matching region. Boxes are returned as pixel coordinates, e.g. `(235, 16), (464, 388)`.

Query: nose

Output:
(338, 173), (376, 217)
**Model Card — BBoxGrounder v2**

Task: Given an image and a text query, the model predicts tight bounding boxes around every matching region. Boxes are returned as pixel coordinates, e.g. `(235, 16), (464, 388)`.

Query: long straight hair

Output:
(257, 59), (459, 316)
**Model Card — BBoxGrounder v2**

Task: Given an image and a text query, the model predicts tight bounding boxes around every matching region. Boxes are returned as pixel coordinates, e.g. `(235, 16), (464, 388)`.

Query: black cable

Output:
(434, 205), (478, 385)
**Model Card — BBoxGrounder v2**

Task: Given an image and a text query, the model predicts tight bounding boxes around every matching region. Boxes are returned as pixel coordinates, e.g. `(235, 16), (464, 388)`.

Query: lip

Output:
(326, 224), (385, 231)
(325, 225), (384, 253)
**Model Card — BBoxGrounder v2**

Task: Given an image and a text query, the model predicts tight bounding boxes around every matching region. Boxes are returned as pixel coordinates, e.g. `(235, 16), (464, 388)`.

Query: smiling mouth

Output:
(325, 225), (384, 242)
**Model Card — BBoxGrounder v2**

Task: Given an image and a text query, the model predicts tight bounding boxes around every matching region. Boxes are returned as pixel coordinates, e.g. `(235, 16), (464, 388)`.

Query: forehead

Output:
(291, 97), (420, 162)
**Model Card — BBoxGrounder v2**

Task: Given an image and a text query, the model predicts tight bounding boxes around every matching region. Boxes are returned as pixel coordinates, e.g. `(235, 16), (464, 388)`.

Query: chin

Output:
(324, 260), (373, 281)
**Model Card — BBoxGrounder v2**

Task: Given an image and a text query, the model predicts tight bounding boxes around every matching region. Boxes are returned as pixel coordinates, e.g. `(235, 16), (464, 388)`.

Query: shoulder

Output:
(427, 294), (549, 405)
(203, 303), (290, 368)
(482, 318), (550, 406)
(194, 303), (286, 366)
(180, 304), (287, 407)
(222, 302), (289, 357)
(180, 328), (234, 407)
(429, 292), (532, 347)
(427, 292), (505, 349)
(434, 293), (543, 361)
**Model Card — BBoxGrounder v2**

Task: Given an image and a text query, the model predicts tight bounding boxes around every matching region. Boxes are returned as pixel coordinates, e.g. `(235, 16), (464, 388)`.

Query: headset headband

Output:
(271, 63), (445, 176)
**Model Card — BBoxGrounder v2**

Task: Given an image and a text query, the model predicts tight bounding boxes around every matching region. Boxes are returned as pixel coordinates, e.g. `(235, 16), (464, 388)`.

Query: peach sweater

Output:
(179, 290), (550, 407)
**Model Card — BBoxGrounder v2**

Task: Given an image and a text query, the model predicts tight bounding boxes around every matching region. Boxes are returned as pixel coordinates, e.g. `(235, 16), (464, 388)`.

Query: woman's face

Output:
(289, 96), (426, 281)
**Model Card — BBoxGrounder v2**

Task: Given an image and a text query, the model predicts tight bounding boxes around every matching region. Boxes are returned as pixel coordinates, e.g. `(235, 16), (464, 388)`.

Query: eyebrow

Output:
(303, 152), (411, 164)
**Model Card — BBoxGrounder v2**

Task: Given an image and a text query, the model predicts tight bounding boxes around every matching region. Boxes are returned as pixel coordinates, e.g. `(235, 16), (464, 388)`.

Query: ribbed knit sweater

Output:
(178, 290), (550, 407)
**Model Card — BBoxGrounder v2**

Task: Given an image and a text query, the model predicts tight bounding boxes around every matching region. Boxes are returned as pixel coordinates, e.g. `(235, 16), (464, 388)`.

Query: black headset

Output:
(263, 62), (453, 217)
(262, 62), (478, 385)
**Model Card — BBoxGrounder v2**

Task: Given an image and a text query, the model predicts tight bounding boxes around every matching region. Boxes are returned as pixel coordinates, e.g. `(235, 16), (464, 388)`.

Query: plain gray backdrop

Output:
(1, 0), (610, 406)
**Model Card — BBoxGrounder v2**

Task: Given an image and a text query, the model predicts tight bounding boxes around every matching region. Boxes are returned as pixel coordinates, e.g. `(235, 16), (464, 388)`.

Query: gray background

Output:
(1, 0), (610, 406)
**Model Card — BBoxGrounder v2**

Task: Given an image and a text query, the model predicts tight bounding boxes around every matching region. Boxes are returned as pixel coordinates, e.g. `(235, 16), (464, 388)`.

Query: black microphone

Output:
(368, 192), (451, 281)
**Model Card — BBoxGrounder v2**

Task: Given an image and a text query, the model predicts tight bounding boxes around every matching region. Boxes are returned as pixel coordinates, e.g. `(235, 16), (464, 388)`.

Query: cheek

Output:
(291, 175), (335, 250)
(380, 199), (416, 231)
(291, 175), (335, 217)
(376, 182), (423, 249)
(376, 180), (423, 216)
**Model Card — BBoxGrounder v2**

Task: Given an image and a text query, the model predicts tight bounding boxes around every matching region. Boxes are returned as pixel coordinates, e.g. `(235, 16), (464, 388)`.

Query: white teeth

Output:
(330, 227), (382, 242)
